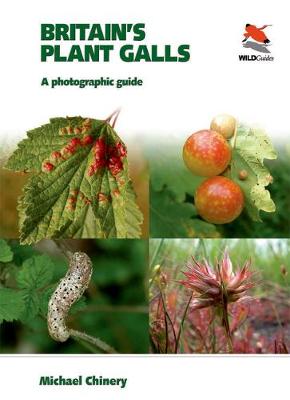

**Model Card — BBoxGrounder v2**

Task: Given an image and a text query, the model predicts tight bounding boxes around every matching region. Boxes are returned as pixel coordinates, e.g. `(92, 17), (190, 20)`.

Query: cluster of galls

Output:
(59, 118), (92, 136)
(183, 114), (245, 224)
(42, 119), (95, 173)
(88, 137), (127, 177)
(66, 189), (91, 212)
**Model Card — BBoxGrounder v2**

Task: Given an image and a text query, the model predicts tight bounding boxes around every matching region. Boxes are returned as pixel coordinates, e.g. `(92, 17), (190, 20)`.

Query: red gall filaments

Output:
(179, 250), (255, 310)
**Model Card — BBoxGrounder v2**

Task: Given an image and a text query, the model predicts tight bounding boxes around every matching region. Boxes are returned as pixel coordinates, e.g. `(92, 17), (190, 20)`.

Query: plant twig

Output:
(105, 108), (121, 127)
(159, 290), (177, 353)
(175, 293), (193, 353)
(69, 329), (117, 354)
(52, 240), (73, 260)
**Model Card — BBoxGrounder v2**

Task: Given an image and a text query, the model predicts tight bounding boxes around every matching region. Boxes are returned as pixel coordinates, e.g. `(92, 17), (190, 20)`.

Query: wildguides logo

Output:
(238, 24), (274, 62)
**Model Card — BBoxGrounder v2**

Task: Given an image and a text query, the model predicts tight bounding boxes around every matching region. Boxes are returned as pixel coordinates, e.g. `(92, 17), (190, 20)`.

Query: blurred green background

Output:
(150, 238), (290, 288)
(0, 239), (148, 354)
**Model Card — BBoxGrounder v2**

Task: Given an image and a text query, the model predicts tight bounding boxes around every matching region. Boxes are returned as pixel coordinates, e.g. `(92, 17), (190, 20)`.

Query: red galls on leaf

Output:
(94, 138), (107, 158)
(51, 151), (62, 161)
(42, 161), (54, 173)
(81, 135), (94, 146)
(108, 156), (123, 176)
(74, 127), (81, 135)
(116, 142), (127, 157)
(70, 138), (81, 147)
(98, 193), (109, 202)
(112, 189), (120, 197)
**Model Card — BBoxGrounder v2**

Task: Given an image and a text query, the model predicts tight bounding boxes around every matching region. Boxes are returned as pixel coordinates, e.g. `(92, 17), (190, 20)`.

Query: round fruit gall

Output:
(183, 130), (231, 177)
(210, 114), (236, 139)
(195, 176), (244, 224)
(238, 169), (248, 180)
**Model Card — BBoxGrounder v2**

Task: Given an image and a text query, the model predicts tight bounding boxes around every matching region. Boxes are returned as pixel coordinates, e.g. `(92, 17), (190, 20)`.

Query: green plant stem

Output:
(52, 240), (73, 260)
(174, 293), (193, 353)
(159, 289), (177, 353)
(221, 302), (233, 353)
(69, 329), (117, 354)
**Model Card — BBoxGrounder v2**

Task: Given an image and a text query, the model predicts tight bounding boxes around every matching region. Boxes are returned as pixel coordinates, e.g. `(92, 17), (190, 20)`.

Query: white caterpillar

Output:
(47, 252), (93, 342)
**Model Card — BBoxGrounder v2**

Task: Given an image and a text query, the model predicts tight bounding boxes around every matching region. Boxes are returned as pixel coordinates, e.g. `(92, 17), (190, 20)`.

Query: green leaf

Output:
(39, 287), (54, 317)
(227, 125), (277, 221)
(16, 255), (54, 321)
(0, 239), (13, 263)
(185, 218), (220, 238)
(0, 288), (25, 323)
(19, 289), (40, 321)
(6, 117), (143, 243)
(17, 255), (54, 290)
(150, 187), (217, 238)
(148, 140), (203, 202)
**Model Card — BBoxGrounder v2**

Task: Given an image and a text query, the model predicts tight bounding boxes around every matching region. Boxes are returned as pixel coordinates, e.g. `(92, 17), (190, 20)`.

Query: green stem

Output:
(159, 290), (177, 353)
(69, 329), (117, 354)
(174, 293), (193, 353)
(221, 302), (233, 353)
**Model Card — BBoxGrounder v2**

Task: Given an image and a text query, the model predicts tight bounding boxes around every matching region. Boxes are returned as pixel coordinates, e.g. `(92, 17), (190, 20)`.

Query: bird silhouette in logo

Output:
(242, 24), (272, 44)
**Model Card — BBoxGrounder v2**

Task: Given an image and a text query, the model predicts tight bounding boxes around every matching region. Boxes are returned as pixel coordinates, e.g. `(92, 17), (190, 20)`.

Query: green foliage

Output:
(0, 239), (148, 354)
(221, 148), (290, 238)
(0, 288), (25, 323)
(17, 255), (54, 289)
(150, 238), (290, 288)
(227, 126), (277, 221)
(5, 117), (143, 243)
(0, 239), (13, 262)
(150, 141), (202, 202)
(150, 188), (217, 238)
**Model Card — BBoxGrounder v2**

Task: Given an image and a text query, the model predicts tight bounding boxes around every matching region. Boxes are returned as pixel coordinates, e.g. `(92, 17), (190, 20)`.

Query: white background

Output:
(0, 0), (290, 144)
(1, 1), (290, 398)
(1, 355), (289, 399)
